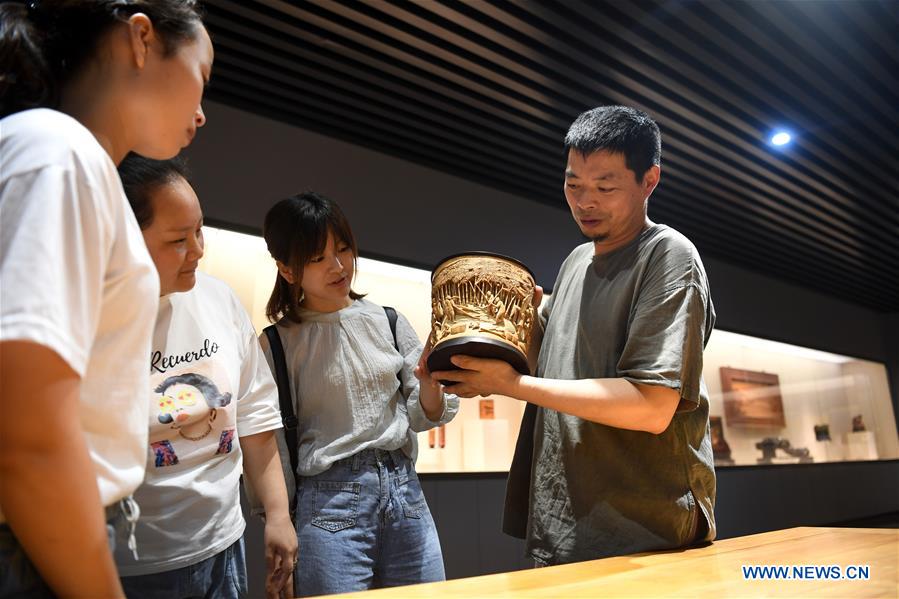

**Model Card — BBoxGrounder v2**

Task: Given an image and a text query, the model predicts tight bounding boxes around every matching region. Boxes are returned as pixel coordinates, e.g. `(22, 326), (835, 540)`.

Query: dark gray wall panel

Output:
(715, 461), (899, 538)
(184, 101), (580, 290)
(704, 257), (888, 361)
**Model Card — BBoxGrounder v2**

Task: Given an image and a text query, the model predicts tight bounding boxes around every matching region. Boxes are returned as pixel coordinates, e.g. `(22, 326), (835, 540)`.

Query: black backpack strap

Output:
(383, 306), (402, 384)
(263, 324), (299, 488)
(383, 306), (399, 351)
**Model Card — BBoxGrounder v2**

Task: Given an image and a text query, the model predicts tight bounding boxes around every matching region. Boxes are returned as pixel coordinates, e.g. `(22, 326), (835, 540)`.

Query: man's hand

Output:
(263, 513), (297, 599)
(532, 285), (544, 309)
(431, 355), (522, 398)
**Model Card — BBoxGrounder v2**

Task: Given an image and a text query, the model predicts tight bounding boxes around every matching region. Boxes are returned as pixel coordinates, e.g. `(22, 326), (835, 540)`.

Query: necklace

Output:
(179, 422), (213, 441)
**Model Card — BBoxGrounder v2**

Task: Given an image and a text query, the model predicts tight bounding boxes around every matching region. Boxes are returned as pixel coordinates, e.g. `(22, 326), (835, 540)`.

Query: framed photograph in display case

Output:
(720, 367), (786, 428)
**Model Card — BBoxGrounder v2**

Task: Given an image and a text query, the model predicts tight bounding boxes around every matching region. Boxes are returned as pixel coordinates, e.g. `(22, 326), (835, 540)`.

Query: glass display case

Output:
(704, 329), (898, 466)
(198, 225), (899, 472)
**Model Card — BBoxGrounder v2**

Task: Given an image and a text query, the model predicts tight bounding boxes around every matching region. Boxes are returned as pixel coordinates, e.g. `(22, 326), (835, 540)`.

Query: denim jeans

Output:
(119, 537), (247, 599)
(0, 497), (136, 599)
(294, 449), (445, 597)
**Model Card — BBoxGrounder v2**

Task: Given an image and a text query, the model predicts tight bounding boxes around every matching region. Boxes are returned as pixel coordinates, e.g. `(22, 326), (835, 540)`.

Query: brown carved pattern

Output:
(430, 256), (535, 357)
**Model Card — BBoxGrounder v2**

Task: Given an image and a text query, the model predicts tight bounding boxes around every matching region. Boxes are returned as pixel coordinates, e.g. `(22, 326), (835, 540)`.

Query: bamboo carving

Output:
(430, 254), (536, 359)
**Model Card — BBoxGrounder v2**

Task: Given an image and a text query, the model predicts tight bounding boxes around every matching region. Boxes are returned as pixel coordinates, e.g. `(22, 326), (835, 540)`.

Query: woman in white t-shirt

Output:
(0, 2), (213, 597)
(115, 154), (297, 599)
(260, 192), (459, 597)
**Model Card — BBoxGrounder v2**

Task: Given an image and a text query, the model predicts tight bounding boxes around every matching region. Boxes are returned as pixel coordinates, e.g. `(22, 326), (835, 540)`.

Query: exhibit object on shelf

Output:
(427, 425), (446, 449)
(755, 437), (814, 464)
(852, 414), (867, 432)
(427, 252), (536, 381)
(720, 366), (786, 428)
(813, 423), (832, 442)
(709, 416), (734, 465)
(479, 399), (495, 419)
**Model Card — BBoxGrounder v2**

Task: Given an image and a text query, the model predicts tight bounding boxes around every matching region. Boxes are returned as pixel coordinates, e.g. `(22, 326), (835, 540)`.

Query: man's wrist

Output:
(501, 372), (527, 399)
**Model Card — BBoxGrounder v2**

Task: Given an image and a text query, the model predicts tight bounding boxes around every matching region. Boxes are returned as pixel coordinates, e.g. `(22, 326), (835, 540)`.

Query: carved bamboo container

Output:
(427, 252), (537, 380)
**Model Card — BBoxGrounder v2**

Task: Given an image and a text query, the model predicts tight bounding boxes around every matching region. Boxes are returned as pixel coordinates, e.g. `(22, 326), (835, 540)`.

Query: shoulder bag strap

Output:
(263, 324), (299, 484)
(383, 306), (399, 351)
(383, 306), (402, 383)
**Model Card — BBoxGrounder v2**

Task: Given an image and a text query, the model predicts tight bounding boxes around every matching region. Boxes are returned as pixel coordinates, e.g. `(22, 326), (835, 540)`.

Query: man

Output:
(433, 105), (716, 565)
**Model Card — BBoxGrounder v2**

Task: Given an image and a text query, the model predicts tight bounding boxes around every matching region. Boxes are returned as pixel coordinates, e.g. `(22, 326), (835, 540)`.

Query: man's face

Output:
(563, 149), (660, 253)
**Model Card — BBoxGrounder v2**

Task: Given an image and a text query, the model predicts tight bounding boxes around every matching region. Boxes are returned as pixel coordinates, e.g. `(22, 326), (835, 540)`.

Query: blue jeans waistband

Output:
(332, 448), (408, 472)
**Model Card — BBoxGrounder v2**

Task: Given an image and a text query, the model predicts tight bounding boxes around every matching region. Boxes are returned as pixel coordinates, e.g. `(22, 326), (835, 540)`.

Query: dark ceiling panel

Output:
(203, 0), (899, 312)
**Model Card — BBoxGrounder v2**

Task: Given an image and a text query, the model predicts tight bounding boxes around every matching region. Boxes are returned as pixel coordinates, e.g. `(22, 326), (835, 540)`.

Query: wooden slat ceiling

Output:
(202, 0), (899, 312)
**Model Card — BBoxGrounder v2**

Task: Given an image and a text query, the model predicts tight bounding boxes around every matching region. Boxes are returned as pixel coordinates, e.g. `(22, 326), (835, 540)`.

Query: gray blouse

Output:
(259, 298), (458, 477)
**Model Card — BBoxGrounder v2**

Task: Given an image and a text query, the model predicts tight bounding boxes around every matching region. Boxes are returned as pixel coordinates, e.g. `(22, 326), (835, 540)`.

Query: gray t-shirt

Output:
(525, 224), (716, 565)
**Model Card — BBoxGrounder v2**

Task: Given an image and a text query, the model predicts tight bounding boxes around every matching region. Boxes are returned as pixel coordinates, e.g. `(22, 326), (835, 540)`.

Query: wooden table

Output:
(329, 527), (898, 597)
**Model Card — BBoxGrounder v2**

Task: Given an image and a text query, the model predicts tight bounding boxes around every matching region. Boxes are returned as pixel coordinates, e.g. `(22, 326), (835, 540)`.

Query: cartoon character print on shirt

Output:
(149, 368), (237, 468)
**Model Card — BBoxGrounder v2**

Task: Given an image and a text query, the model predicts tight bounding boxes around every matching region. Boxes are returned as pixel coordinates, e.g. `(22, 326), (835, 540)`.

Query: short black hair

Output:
(118, 153), (191, 229)
(564, 106), (661, 182)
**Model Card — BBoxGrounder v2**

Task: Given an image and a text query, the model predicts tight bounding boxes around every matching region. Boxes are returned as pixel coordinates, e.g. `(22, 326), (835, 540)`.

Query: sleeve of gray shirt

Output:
(618, 236), (714, 411)
(393, 310), (460, 431)
(540, 250), (570, 329)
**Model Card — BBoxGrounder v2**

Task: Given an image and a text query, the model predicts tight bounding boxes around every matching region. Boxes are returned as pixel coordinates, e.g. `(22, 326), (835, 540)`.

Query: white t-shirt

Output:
(0, 108), (159, 523)
(115, 272), (282, 575)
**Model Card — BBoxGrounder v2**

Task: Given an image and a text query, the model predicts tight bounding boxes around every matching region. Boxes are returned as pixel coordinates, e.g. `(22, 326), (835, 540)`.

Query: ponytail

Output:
(0, 3), (52, 117)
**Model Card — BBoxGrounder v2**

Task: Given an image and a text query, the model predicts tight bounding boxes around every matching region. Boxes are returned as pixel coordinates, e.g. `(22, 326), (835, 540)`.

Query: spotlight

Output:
(770, 131), (791, 146)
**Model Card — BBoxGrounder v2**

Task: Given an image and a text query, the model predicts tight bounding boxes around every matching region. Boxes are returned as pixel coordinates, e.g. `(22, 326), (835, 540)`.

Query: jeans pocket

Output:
(399, 478), (427, 520)
(311, 481), (360, 532)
